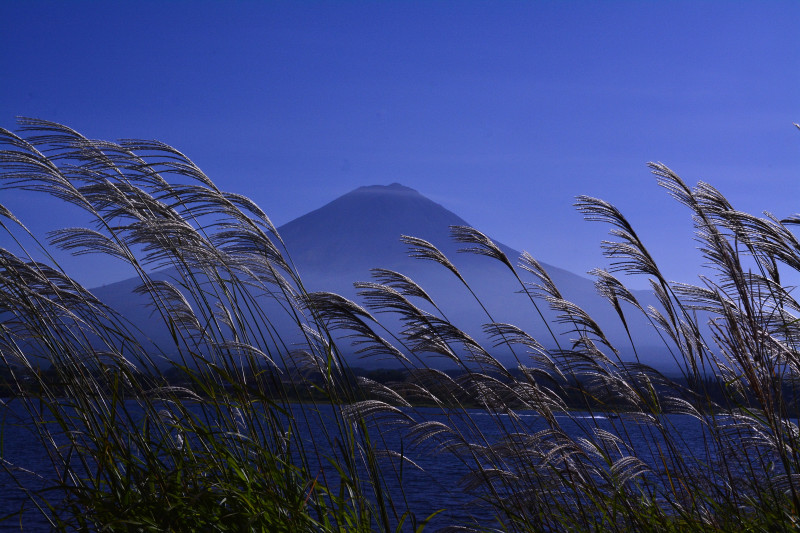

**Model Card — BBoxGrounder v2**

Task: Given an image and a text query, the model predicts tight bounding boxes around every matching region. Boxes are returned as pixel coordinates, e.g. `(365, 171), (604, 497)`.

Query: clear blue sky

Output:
(1, 1), (799, 288)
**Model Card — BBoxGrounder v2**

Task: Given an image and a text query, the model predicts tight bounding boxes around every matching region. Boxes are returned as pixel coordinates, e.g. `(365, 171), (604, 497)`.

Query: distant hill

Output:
(92, 183), (672, 371)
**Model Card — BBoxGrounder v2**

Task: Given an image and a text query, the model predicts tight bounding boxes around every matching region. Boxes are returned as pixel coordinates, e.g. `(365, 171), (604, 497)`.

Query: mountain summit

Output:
(278, 183), (472, 275)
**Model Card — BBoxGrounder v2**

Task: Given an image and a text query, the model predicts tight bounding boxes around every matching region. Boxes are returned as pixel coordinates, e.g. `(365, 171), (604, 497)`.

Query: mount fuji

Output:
(91, 183), (670, 371)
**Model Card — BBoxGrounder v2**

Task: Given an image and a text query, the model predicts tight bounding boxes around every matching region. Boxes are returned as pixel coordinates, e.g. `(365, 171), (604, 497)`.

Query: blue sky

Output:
(1, 1), (799, 288)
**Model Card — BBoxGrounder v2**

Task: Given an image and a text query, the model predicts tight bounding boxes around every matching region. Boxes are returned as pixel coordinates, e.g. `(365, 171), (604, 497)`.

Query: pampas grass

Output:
(1, 119), (800, 531)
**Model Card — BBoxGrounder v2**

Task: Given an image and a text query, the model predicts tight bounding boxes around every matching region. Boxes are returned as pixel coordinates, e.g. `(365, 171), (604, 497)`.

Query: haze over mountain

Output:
(92, 183), (671, 371)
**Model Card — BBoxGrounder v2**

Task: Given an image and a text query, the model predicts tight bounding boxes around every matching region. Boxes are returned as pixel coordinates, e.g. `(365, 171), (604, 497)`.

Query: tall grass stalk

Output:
(1, 119), (799, 531)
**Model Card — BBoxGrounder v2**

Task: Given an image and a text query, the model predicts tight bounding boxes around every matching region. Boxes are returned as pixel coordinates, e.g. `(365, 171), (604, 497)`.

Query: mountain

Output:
(278, 183), (590, 287)
(92, 183), (671, 370)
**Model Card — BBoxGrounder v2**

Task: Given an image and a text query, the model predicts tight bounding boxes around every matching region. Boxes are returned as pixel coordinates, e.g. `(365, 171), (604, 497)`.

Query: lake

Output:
(0, 400), (714, 531)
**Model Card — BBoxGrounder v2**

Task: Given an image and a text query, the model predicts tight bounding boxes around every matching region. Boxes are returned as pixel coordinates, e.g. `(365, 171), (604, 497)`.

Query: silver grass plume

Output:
(450, 225), (514, 272)
(400, 234), (464, 283)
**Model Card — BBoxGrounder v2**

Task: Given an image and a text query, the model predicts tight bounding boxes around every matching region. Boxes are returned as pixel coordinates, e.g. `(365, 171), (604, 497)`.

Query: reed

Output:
(1, 119), (799, 531)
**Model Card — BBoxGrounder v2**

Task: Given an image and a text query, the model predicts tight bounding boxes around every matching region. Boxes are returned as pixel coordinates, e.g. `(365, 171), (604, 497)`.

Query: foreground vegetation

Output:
(2, 119), (800, 531)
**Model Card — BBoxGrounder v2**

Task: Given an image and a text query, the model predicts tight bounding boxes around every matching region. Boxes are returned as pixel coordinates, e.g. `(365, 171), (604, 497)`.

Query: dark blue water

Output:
(0, 401), (56, 532)
(0, 400), (713, 531)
